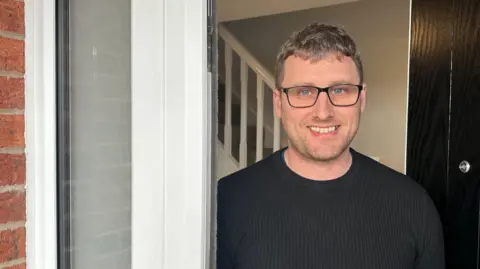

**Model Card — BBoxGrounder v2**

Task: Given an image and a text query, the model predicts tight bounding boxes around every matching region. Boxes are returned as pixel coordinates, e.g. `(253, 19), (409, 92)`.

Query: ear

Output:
(273, 89), (282, 119)
(360, 83), (367, 113)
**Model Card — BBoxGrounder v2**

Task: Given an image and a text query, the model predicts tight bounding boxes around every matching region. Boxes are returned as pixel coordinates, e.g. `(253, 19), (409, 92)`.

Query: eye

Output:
(289, 87), (314, 96)
(298, 89), (312, 96)
(331, 87), (345, 95)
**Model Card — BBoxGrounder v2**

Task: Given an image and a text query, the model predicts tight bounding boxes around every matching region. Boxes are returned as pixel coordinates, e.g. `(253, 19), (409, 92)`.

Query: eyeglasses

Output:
(281, 84), (363, 108)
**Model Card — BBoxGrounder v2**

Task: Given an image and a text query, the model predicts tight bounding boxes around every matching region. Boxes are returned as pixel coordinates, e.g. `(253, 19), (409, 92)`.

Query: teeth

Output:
(309, 126), (337, 134)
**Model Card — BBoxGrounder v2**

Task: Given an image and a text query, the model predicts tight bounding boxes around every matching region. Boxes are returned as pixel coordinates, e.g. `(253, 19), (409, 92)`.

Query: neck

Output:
(284, 146), (352, 181)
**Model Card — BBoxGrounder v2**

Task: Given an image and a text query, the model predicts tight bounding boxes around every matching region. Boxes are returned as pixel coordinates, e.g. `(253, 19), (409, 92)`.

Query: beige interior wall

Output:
(223, 0), (411, 172)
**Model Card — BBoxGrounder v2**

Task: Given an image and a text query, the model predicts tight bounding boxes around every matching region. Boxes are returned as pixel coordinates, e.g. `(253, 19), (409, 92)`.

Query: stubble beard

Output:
(284, 121), (358, 163)
(291, 134), (352, 163)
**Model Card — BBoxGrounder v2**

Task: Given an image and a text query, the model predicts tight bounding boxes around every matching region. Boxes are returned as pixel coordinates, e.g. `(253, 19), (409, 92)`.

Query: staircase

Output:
(217, 81), (273, 166)
(215, 24), (283, 179)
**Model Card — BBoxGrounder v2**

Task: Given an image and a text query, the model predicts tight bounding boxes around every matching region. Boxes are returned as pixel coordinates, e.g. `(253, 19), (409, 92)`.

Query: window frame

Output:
(25, 0), (212, 268)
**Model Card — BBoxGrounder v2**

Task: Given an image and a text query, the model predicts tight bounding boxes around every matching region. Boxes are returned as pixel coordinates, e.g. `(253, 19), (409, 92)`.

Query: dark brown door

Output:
(408, 0), (480, 268)
(445, 0), (480, 267)
(407, 0), (452, 223)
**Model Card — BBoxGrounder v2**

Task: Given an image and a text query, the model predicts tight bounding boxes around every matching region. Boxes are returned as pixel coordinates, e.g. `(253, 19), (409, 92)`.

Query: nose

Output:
(312, 92), (334, 120)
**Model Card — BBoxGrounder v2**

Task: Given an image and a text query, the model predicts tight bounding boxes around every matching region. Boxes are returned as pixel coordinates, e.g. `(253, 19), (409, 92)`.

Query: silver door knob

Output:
(459, 160), (471, 173)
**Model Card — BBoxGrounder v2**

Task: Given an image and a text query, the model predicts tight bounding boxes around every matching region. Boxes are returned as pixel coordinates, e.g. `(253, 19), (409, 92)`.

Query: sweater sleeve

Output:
(414, 193), (445, 269)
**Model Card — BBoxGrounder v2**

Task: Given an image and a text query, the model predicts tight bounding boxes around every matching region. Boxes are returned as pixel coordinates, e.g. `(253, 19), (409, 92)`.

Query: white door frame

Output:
(131, 0), (211, 268)
(25, 0), (211, 268)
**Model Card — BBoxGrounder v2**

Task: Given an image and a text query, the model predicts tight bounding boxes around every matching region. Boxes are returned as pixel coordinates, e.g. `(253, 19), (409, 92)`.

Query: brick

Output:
(0, 0), (24, 34)
(0, 192), (25, 224)
(0, 38), (24, 73)
(0, 76), (24, 109)
(0, 115), (24, 148)
(4, 263), (26, 269)
(0, 154), (25, 186)
(0, 227), (25, 263)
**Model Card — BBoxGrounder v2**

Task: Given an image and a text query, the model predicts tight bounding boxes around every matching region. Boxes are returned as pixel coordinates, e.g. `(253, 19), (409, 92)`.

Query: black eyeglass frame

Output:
(280, 84), (364, 108)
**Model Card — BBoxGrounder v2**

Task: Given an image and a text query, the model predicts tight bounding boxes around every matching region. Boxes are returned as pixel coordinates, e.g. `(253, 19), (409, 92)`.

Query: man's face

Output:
(273, 53), (366, 162)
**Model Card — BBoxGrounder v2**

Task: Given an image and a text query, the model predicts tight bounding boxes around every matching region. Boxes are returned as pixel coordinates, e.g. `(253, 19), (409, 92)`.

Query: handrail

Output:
(218, 24), (276, 90)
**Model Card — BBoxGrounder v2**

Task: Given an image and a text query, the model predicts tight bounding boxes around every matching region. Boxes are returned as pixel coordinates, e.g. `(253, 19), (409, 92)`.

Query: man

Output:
(216, 22), (444, 269)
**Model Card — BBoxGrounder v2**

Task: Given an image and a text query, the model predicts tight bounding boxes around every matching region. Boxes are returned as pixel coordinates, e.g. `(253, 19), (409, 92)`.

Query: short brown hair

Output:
(274, 22), (364, 89)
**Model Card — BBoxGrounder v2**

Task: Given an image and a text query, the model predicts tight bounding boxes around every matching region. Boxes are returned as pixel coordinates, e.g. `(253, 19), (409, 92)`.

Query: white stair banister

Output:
(218, 23), (284, 168)
(224, 43), (233, 155)
(239, 59), (248, 168)
(256, 75), (264, 162)
(218, 24), (275, 90)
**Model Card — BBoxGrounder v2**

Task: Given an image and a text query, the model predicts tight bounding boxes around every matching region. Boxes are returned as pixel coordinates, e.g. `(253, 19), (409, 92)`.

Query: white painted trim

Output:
(24, 0), (58, 268)
(130, 0), (166, 267)
(24, 0), (211, 268)
(131, 0), (211, 268)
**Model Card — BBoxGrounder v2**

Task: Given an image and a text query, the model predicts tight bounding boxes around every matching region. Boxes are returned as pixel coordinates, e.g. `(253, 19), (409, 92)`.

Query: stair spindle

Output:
(224, 44), (233, 155)
(239, 60), (248, 168)
(256, 75), (264, 162)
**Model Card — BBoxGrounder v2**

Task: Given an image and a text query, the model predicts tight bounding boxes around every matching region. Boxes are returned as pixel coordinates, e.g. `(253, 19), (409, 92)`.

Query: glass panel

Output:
(57, 0), (132, 267)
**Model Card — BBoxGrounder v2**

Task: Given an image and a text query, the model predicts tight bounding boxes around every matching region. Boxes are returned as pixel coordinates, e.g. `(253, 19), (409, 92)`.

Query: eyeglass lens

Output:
(286, 85), (360, 107)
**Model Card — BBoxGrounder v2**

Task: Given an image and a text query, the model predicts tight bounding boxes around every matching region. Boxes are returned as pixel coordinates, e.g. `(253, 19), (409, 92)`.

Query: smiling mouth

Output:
(308, 125), (340, 134)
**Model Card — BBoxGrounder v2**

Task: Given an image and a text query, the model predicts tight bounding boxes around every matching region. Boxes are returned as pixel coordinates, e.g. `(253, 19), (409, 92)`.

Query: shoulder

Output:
(352, 149), (441, 225)
(352, 150), (442, 241)
(217, 152), (278, 200)
(216, 152), (281, 232)
(353, 149), (427, 197)
(352, 150), (440, 219)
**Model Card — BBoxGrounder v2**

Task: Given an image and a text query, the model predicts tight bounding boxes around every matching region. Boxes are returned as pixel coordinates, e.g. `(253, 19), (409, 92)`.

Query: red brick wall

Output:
(0, 0), (27, 268)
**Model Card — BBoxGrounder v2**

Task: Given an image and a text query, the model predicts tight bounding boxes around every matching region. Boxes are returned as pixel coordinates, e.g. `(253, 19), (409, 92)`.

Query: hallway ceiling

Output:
(217, 0), (360, 22)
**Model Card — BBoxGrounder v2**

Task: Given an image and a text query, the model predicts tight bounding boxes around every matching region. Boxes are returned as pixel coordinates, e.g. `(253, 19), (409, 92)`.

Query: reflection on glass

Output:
(65, 0), (132, 267)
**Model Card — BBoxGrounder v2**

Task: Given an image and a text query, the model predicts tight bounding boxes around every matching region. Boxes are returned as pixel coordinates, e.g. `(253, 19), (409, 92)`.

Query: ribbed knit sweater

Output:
(216, 148), (445, 269)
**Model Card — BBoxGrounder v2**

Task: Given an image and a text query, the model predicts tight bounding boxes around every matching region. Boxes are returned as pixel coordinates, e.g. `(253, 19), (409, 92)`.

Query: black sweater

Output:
(216, 148), (444, 269)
